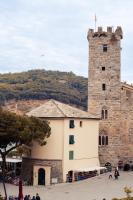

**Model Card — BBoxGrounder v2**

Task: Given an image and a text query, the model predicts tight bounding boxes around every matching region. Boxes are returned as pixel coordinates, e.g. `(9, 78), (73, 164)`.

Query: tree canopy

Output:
(0, 107), (51, 156)
(0, 69), (87, 108)
(0, 107), (51, 199)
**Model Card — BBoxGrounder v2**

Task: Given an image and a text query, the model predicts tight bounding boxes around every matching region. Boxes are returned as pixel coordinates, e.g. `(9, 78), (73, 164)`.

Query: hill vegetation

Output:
(0, 69), (88, 109)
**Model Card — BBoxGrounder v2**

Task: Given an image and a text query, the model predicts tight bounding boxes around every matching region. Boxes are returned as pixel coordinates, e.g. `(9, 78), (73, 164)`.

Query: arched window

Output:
(99, 130), (109, 146)
(101, 107), (108, 119)
(105, 110), (108, 119)
(101, 110), (104, 119)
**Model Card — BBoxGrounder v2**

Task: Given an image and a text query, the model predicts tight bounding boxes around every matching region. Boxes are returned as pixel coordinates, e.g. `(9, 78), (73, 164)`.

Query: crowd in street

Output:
(8, 193), (41, 200)
(24, 193), (41, 200)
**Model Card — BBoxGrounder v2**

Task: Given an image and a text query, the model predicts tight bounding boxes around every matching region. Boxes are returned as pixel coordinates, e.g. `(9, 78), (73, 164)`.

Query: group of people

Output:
(24, 193), (40, 200)
(108, 167), (120, 180)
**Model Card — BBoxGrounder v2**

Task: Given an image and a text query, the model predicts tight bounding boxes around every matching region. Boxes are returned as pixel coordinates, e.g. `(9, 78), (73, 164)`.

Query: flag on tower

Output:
(94, 14), (97, 31)
(95, 14), (97, 22)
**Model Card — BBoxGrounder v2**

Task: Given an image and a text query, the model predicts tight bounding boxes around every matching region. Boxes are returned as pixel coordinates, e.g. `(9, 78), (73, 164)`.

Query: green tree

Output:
(0, 108), (51, 200)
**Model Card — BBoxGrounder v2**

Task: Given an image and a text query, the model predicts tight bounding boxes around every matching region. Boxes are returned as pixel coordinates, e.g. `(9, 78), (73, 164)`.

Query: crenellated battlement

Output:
(87, 26), (123, 41)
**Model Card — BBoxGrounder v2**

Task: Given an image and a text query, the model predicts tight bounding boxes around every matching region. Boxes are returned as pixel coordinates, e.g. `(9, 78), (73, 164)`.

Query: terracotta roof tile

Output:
(27, 99), (99, 119)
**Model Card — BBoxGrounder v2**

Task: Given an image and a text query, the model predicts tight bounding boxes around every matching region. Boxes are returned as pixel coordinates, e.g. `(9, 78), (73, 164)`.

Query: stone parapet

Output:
(87, 26), (123, 41)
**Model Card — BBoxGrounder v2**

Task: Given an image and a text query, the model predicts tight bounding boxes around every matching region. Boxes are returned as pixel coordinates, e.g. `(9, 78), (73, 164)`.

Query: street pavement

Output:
(0, 171), (133, 200)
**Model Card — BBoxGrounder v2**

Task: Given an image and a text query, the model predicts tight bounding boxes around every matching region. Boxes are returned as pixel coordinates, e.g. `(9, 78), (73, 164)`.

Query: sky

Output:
(0, 0), (133, 83)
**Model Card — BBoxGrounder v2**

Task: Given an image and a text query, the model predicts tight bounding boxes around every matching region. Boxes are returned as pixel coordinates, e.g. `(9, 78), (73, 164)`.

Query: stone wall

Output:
(22, 157), (63, 184)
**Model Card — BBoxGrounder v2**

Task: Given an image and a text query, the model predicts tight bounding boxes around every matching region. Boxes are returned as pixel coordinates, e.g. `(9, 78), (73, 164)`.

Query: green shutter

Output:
(69, 135), (75, 144)
(69, 151), (74, 160)
(69, 120), (75, 128)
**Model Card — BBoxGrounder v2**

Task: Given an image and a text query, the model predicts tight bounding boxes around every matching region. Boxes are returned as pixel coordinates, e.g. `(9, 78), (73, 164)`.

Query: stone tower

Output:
(87, 26), (123, 165)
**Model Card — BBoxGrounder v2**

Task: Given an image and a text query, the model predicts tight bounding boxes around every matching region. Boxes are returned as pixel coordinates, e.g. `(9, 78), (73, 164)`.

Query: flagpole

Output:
(95, 14), (97, 32)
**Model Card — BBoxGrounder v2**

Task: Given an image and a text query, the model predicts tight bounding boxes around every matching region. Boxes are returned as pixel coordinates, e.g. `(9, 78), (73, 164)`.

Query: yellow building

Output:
(22, 99), (100, 186)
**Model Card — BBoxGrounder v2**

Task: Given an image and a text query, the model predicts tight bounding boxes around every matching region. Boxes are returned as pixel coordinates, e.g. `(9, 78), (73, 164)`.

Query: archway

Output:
(38, 168), (45, 185)
(105, 162), (112, 171)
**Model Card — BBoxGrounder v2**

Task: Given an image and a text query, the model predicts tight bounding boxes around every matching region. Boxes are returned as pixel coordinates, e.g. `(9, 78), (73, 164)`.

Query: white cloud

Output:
(0, 0), (132, 83)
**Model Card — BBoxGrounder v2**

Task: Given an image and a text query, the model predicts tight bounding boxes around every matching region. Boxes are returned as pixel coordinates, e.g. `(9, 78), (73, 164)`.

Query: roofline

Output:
(121, 82), (133, 90)
(38, 117), (100, 120)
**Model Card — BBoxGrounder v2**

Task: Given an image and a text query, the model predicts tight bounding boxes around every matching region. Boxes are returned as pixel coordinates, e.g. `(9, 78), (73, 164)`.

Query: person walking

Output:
(108, 171), (113, 179)
(114, 168), (119, 179)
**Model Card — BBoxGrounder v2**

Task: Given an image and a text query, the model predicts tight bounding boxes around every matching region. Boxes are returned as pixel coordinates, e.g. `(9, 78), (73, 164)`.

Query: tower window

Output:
(103, 44), (108, 52)
(105, 110), (108, 119)
(105, 136), (108, 145)
(101, 110), (104, 119)
(102, 136), (105, 145)
(102, 66), (105, 71)
(99, 136), (101, 145)
(102, 84), (106, 90)
(99, 135), (108, 146)
(101, 109), (108, 119)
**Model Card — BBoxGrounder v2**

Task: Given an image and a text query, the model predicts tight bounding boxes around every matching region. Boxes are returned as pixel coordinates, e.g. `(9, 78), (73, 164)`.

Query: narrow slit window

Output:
(102, 84), (106, 91)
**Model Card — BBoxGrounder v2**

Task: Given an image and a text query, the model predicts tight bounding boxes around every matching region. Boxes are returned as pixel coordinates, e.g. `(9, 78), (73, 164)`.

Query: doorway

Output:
(38, 168), (45, 185)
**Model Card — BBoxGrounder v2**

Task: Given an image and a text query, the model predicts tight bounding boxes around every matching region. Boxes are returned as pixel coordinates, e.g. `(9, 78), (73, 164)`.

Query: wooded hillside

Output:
(0, 69), (88, 109)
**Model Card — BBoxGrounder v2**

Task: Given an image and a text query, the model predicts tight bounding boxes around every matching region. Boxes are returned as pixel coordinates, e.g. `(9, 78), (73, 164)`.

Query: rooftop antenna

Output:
(94, 14), (97, 32)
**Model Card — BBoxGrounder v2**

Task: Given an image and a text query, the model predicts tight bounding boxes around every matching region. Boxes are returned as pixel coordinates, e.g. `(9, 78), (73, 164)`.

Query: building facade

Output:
(87, 26), (133, 167)
(22, 100), (100, 185)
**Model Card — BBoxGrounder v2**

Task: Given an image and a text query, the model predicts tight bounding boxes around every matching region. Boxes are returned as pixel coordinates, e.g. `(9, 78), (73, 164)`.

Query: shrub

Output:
(112, 187), (133, 200)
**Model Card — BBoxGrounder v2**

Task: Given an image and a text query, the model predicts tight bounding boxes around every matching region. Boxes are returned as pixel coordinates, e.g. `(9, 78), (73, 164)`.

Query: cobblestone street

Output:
(0, 172), (133, 200)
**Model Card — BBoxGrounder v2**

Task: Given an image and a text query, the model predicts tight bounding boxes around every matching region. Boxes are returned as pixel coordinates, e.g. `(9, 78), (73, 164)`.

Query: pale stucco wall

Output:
(31, 119), (64, 160)
(31, 118), (99, 183)
(62, 119), (99, 181)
